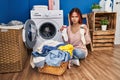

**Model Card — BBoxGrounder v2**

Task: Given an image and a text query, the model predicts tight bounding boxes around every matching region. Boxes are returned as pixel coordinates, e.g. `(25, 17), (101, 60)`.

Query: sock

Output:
(80, 27), (86, 45)
(62, 27), (68, 42)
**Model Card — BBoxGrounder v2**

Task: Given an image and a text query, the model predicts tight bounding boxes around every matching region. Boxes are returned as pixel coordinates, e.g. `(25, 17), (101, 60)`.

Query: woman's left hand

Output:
(83, 25), (88, 35)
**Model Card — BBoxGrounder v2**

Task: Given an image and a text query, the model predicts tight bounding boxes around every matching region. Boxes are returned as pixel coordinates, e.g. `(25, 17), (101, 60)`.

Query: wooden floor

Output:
(0, 45), (120, 80)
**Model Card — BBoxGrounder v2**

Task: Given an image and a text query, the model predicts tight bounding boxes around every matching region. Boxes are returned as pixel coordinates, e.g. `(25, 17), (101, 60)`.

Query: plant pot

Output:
(101, 25), (107, 31)
(92, 9), (100, 12)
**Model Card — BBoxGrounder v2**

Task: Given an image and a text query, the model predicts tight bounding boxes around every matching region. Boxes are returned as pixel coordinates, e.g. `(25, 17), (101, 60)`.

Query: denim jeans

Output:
(73, 48), (85, 59)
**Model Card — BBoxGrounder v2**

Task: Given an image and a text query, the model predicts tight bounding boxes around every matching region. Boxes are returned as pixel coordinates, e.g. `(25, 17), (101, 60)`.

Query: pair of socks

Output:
(62, 26), (68, 42)
(80, 26), (86, 45)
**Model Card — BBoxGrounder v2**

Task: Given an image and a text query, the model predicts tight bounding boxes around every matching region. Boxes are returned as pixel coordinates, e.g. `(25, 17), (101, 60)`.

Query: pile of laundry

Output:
(30, 40), (74, 68)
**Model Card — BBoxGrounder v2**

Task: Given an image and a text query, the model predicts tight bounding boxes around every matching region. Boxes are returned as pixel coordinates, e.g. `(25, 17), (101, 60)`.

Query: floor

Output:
(0, 45), (120, 80)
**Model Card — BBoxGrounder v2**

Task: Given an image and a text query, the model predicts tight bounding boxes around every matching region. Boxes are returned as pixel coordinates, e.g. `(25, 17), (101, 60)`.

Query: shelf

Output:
(93, 30), (115, 35)
(88, 12), (117, 51)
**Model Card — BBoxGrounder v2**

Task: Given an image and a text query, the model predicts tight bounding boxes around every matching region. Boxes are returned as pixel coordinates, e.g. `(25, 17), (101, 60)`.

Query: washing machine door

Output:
(39, 22), (57, 39)
(38, 20), (62, 40)
(23, 19), (37, 49)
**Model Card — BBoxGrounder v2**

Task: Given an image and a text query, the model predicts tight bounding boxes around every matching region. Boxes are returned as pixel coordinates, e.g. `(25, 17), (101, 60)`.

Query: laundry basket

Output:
(38, 62), (68, 75)
(0, 25), (28, 73)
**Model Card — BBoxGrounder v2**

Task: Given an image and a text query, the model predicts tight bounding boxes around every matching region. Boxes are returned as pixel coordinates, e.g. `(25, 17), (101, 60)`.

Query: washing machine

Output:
(23, 10), (63, 51)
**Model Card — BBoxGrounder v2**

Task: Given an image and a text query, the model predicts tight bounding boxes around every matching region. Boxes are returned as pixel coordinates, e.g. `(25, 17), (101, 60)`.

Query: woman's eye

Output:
(72, 16), (78, 18)
(71, 16), (74, 18)
(75, 16), (78, 18)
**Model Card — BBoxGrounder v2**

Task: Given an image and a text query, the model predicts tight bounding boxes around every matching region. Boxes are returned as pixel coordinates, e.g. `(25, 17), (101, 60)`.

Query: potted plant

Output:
(100, 19), (109, 31)
(91, 3), (101, 12)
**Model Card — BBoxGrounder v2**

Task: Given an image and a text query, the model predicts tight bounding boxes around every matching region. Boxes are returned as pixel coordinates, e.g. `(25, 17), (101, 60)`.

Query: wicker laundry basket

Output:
(38, 62), (68, 75)
(0, 26), (28, 73)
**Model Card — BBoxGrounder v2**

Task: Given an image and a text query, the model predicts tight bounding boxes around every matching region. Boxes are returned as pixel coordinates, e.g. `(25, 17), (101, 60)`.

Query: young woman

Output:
(61, 8), (91, 59)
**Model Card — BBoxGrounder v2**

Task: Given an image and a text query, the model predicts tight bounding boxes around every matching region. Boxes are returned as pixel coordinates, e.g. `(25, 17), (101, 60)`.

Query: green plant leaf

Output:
(91, 3), (101, 9)
(100, 19), (109, 25)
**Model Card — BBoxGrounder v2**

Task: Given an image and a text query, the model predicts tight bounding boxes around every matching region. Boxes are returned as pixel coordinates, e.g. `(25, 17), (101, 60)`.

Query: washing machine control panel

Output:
(31, 10), (63, 19)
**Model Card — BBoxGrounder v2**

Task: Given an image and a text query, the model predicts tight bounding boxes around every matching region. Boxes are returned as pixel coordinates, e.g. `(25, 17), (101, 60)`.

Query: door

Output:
(39, 22), (56, 40)
(37, 19), (63, 42)
(23, 19), (37, 49)
(113, 0), (120, 44)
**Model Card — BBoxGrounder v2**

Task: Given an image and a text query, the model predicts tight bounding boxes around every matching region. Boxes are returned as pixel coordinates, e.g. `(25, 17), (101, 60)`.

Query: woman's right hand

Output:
(60, 25), (67, 32)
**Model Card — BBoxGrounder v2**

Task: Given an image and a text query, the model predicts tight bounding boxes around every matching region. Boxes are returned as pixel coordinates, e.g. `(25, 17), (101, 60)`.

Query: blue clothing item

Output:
(45, 50), (70, 66)
(55, 43), (66, 48)
(32, 45), (57, 57)
(42, 45), (57, 54)
(32, 51), (48, 57)
(32, 51), (41, 57)
(73, 48), (85, 59)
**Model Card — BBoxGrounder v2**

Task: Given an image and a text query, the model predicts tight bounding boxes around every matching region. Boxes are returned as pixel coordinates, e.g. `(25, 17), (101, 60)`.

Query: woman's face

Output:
(71, 12), (79, 24)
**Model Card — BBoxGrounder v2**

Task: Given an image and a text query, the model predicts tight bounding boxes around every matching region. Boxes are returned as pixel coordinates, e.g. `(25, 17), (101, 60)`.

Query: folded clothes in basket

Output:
(0, 25), (23, 30)
(7, 20), (23, 26)
(0, 20), (23, 30)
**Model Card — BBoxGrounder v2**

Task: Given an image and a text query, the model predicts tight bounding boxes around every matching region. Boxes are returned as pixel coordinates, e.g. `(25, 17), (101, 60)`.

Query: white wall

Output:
(113, 0), (120, 44)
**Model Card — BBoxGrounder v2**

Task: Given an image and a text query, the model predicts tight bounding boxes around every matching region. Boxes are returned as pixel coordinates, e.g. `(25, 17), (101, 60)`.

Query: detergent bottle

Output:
(99, 0), (105, 11)
(105, 0), (113, 12)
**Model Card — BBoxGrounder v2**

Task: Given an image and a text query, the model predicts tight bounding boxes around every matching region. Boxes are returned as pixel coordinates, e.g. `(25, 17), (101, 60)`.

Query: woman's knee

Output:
(73, 49), (85, 59)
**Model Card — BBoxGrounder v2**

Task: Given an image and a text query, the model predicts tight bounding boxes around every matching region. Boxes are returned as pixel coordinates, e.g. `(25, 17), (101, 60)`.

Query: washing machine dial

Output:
(45, 13), (49, 17)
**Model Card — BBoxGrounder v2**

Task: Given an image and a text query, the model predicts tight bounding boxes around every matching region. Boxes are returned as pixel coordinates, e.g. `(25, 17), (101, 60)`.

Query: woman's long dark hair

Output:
(69, 8), (83, 25)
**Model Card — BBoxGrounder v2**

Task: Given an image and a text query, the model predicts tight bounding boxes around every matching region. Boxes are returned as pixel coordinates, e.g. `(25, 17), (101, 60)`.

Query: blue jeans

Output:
(73, 48), (85, 59)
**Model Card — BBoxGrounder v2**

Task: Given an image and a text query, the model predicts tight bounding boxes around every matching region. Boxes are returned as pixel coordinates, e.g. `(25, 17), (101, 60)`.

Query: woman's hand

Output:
(60, 25), (67, 32)
(60, 26), (64, 32)
(82, 25), (88, 35)
(60, 25), (68, 42)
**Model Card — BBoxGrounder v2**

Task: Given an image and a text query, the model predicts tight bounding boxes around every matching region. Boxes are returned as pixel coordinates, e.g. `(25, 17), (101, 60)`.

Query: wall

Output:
(0, 0), (100, 25)
(8, 0), (29, 23)
(60, 0), (99, 25)
(30, 0), (48, 10)
(0, 0), (9, 23)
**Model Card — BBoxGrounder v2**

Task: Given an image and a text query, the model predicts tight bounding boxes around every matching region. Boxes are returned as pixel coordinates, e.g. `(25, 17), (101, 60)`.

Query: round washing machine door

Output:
(38, 20), (62, 42)
(23, 19), (37, 49)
